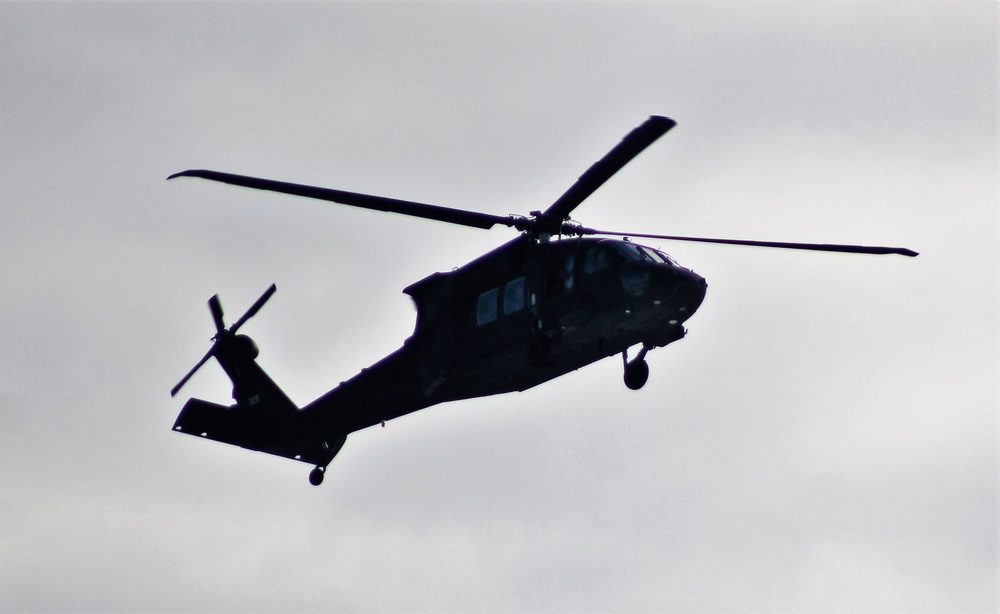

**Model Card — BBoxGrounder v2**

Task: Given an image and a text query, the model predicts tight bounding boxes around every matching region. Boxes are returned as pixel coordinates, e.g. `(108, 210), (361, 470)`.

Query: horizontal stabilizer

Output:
(173, 398), (344, 466)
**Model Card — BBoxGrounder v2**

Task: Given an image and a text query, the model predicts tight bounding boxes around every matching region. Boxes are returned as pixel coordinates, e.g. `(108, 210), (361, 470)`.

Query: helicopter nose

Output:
(672, 267), (707, 313)
(645, 265), (705, 313)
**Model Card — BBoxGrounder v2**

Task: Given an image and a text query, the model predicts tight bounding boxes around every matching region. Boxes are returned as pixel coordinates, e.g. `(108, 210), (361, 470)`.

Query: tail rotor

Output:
(171, 284), (277, 397)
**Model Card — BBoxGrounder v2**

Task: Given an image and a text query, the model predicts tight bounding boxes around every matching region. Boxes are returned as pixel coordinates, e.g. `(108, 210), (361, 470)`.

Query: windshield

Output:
(638, 245), (678, 266)
(584, 240), (679, 273)
(613, 242), (645, 261)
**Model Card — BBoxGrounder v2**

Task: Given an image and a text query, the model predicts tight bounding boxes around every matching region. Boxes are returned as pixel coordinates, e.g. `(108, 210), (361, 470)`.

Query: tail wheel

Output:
(309, 466), (325, 486)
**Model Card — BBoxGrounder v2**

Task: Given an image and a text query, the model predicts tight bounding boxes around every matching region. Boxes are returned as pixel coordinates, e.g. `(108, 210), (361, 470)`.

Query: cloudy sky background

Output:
(1, 2), (995, 612)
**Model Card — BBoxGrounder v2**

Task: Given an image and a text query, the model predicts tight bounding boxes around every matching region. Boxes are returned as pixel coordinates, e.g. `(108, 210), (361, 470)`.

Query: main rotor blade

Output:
(229, 283), (277, 334)
(171, 347), (215, 397)
(582, 228), (919, 257)
(539, 116), (676, 232)
(168, 169), (517, 231)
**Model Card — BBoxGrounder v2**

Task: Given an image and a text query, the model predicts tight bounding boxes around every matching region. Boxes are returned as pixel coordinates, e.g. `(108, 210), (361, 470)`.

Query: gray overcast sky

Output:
(1, 2), (995, 612)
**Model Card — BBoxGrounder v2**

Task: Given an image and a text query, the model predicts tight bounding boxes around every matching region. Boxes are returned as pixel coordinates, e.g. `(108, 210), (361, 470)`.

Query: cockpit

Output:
(582, 240), (678, 274)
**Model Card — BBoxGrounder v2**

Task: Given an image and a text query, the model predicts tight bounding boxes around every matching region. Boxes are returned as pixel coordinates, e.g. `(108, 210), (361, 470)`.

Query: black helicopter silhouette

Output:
(168, 116), (917, 486)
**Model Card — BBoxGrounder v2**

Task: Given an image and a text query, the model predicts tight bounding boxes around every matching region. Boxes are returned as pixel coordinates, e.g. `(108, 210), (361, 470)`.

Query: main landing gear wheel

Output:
(624, 358), (649, 390)
(309, 466), (325, 486)
(623, 346), (651, 390)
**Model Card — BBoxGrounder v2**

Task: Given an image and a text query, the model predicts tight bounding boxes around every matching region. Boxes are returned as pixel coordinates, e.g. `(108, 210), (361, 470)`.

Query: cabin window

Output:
(503, 277), (526, 314)
(477, 288), (499, 325)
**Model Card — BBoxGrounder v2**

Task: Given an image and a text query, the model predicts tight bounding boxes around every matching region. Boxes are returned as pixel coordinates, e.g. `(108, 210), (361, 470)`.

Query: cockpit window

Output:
(583, 244), (613, 273)
(584, 241), (651, 273)
(638, 245), (677, 266)
(615, 243), (645, 261)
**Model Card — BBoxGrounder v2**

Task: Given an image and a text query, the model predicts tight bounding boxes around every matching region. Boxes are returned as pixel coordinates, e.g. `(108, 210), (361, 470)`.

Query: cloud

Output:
(1, 2), (995, 612)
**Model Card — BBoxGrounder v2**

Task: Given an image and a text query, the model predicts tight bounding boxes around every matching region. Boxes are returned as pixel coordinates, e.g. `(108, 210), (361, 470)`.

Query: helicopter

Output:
(168, 115), (917, 486)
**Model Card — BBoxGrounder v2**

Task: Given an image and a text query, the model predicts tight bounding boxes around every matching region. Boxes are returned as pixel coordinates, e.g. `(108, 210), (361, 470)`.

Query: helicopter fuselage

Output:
(168, 115), (913, 485)
(298, 236), (706, 436)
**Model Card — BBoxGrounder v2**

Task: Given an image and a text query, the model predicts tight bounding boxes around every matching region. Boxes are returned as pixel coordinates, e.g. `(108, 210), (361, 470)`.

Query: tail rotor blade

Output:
(170, 347), (215, 397)
(208, 295), (225, 334)
(230, 283), (277, 334)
